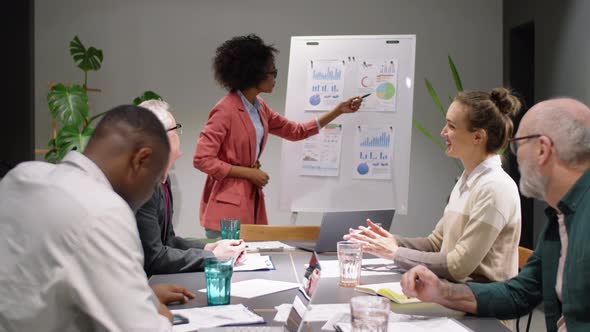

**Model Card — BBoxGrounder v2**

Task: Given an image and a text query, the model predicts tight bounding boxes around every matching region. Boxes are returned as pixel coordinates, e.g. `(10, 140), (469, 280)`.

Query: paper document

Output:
(334, 317), (472, 332)
(200, 279), (300, 299)
(300, 123), (343, 177)
(353, 125), (394, 180)
(246, 241), (296, 252)
(234, 254), (274, 271)
(355, 58), (399, 113)
(305, 59), (346, 111)
(303, 303), (349, 322)
(171, 304), (264, 332)
(273, 303), (293, 322)
(317, 258), (399, 278)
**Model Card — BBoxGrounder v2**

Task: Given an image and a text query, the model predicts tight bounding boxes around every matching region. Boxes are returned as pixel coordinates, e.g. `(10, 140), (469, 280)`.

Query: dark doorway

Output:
(508, 21), (535, 249)
(2, 0), (34, 177)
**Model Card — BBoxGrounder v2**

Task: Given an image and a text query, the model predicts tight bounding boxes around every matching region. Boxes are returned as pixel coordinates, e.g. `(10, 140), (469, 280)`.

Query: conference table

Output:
(148, 250), (509, 331)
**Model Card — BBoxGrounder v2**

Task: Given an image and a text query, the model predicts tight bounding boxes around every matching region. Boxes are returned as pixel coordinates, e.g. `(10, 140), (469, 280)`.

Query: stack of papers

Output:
(234, 254), (275, 271)
(334, 317), (472, 332)
(171, 304), (264, 331)
(199, 279), (300, 299)
(316, 258), (399, 278)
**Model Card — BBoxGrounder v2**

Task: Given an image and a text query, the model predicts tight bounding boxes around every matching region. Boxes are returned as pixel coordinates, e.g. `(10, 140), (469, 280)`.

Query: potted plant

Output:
(45, 36), (161, 163)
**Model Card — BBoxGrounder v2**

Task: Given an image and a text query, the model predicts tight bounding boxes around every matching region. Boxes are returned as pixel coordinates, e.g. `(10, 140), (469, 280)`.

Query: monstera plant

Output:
(413, 55), (464, 171)
(45, 36), (161, 163)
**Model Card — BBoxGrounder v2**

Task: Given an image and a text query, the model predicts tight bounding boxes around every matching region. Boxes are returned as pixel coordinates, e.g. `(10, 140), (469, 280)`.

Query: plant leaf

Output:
(448, 55), (463, 92)
(47, 84), (89, 126)
(44, 138), (59, 163)
(47, 84), (89, 128)
(70, 36), (103, 72)
(412, 120), (446, 152)
(424, 79), (446, 119)
(413, 120), (463, 172)
(133, 90), (163, 105)
(44, 148), (60, 163)
(55, 125), (95, 159)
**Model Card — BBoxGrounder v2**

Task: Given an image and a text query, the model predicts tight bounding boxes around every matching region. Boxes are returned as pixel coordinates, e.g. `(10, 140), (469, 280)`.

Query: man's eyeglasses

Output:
(267, 70), (278, 79)
(167, 123), (182, 135)
(508, 134), (541, 155)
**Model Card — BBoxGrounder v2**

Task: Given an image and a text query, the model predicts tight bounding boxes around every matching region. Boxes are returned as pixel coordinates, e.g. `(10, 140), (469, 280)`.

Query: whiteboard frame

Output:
(279, 35), (416, 215)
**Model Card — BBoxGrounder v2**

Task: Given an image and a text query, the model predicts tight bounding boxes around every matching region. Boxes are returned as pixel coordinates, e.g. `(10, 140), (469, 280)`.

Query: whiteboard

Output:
(279, 35), (416, 215)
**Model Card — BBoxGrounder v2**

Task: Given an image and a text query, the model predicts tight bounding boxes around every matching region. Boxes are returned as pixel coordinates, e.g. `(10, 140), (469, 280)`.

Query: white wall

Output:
(35, 0), (503, 238)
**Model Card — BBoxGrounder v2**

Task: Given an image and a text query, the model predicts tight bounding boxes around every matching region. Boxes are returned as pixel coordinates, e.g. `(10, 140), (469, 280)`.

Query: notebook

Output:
(355, 282), (420, 304)
(354, 281), (465, 318)
(291, 209), (395, 253)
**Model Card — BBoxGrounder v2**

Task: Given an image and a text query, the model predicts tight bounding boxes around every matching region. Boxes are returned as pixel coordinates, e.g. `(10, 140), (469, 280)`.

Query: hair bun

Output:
(490, 88), (521, 116)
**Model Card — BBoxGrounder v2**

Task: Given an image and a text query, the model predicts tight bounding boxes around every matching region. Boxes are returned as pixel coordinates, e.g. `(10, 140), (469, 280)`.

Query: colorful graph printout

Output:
(300, 124), (343, 177)
(305, 60), (345, 111)
(356, 59), (398, 112)
(353, 126), (394, 179)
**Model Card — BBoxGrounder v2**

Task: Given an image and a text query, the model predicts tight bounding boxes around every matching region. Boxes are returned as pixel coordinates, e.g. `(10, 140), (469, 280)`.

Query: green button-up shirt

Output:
(467, 168), (590, 332)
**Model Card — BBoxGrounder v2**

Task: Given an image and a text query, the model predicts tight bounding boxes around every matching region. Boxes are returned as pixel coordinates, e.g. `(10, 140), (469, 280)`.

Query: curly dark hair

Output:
(213, 34), (278, 91)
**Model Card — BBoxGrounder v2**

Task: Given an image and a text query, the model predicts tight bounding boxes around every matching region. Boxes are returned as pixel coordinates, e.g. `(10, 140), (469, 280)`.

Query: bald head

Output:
(84, 105), (170, 210)
(519, 98), (590, 168)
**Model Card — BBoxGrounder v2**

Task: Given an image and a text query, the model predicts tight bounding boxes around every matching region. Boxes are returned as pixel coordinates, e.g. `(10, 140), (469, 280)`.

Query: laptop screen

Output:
(314, 209), (395, 252)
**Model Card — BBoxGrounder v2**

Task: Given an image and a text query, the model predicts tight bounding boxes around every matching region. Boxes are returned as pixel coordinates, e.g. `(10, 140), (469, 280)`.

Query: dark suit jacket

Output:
(136, 178), (213, 276)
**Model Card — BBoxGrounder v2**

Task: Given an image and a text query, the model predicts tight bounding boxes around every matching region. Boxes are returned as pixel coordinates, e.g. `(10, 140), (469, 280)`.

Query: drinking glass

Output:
(337, 241), (362, 287)
(350, 295), (389, 332)
(220, 218), (240, 240)
(204, 257), (233, 305)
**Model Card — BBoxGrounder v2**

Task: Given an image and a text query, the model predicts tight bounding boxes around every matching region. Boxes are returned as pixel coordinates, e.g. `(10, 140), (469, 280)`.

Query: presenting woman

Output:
(346, 88), (522, 283)
(194, 34), (362, 238)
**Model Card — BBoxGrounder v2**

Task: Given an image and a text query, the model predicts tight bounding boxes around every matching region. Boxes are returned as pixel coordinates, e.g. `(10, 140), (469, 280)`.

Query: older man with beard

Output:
(398, 98), (590, 332)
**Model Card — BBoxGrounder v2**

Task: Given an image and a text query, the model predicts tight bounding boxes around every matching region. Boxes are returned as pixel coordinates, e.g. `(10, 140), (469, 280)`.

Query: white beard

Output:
(519, 156), (547, 200)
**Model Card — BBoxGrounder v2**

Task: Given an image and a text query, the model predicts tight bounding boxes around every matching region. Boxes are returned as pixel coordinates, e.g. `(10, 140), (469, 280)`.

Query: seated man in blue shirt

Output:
(400, 98), (590, 332)
(137, 100), (245, 276)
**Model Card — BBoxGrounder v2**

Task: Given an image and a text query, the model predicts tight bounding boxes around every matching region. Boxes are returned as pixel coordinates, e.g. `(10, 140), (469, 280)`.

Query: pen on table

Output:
(361, 93), (371, 99)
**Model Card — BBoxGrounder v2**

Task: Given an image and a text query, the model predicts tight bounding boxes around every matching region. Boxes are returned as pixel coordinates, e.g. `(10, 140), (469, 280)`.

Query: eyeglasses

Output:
(167, 123), (182, 135)
(508, 134), (541, 155)
(267, 70), (278, 78)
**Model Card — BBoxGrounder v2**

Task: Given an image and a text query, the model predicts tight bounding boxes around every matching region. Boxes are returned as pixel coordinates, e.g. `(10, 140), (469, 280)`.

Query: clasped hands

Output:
(204, 239), (247, 265)
(343, 219), (399, 260)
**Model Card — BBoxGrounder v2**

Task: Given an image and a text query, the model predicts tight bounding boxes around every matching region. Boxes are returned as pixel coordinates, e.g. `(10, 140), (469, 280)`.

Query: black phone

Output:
(172, 314), (189, 325)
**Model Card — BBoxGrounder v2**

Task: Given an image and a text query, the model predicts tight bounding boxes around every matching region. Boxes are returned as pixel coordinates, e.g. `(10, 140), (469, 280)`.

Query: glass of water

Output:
(220, 218), (240, 240)
(337, 241), (362, 287)
(204, 257), (233, 305)
(350, 295), (389, 332)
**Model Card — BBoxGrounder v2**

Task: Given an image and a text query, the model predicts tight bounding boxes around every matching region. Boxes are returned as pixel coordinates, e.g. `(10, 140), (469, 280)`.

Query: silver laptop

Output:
(293, 209), (395, 253)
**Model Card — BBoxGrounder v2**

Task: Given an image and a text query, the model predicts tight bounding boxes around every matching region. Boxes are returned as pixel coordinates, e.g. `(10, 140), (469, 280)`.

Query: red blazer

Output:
(193, 92), (319, 230)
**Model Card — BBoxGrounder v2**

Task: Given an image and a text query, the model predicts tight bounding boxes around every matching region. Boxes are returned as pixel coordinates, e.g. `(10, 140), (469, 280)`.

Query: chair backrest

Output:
(518, 246), (534, 269)
(241, 225), (320, 241)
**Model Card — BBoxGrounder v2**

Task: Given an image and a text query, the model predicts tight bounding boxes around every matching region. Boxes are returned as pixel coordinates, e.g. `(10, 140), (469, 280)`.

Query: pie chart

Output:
(309, 94), (321, 106)
(357, 162), (369, 175)
(376, 82), (395, 100)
